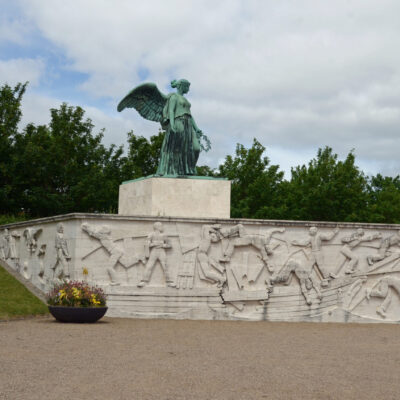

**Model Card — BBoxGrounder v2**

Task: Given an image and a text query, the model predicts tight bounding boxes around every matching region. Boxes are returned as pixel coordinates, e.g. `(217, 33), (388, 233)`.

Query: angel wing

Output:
(117, 83), (167, 123)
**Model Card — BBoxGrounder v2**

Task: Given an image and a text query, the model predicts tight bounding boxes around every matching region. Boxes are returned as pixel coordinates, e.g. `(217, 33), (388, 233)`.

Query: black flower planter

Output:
(48, 306), (108, 323)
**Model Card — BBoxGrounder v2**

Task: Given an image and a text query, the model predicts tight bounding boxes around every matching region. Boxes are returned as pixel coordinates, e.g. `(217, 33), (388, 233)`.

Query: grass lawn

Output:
(0, 265), (48, 320)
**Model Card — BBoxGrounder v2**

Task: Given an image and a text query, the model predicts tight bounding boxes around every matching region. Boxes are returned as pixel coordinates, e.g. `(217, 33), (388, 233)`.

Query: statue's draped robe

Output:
(156, 94), (200, 176)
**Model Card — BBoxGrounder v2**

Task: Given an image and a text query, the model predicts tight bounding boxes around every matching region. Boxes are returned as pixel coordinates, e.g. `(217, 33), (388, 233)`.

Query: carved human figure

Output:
(219, 224), (285, 272)
(366, 276), (400, 318)
(0, 230), (6, 259)
(81, 223), (144, 285)
(4, 229), (20, 260)
(51, 223), (71, 281)
(23, 227), (42, 254)
(367, 231), (400, 265)
(197, 224), (225, 287)
(340, 229), (381, 274)
(271, 259), (322, 305)
(292, 226), (339, 287)
(138, 222), (174, 288)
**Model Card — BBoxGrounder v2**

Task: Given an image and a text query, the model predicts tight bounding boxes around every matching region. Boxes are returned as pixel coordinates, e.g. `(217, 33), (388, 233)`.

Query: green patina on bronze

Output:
(118, 79), (211, 177)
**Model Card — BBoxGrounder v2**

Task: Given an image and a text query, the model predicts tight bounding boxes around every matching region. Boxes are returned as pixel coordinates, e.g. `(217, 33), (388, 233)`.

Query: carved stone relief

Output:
(23, 227), (42, 254)
(271, 259), (322, 305)
(52, 223), (71, 282)
(37, 244), (47, 284)
(176, 250), (196, 289)
(3, 216), (400, 323)
(4, 229), (20, 261)
(138, 222), (174, 287)
(0, 230), (6, 260)
(196, 224), (226, 287)
(338, 228), (381, 274)
(82, 222), (145, 285)
(291, 226), (338, 287)
(366, 276), (400, 318)
(367, 232), (400, 266)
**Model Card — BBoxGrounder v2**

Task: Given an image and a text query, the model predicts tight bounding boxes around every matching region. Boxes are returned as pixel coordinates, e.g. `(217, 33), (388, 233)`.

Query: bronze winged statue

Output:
(118, 79), (211, 177)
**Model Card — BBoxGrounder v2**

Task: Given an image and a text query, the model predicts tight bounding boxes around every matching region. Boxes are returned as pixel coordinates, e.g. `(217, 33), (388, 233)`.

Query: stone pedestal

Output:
(118, 176), (231, 218)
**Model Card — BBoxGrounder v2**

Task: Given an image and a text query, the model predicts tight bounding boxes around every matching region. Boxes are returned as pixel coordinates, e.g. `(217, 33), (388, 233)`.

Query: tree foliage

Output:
(284, 147), (369, 222)
(0, 82), (27, 213)
(217, 139), (286, 219)
(121, 130), (164, 180)
(9, 103), (124, 216)
(366, 175), (400, 223)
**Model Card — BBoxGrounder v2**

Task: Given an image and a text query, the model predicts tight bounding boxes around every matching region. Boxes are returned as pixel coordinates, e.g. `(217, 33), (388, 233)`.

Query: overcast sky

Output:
(1, 0), (399, 177)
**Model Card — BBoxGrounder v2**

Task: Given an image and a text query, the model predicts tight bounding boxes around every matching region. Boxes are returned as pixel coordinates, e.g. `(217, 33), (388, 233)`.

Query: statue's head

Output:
(356, 228), (364, 237)
(171, 79), (190, 94)
(309, 226), (318, 236)
(210, 232), (219, 243)
(56, 223), (64, 233)
(154, 222), (163, 232)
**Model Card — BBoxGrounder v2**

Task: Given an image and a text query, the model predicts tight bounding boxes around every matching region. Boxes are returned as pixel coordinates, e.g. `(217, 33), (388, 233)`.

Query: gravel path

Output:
(1, 317), (400, 400)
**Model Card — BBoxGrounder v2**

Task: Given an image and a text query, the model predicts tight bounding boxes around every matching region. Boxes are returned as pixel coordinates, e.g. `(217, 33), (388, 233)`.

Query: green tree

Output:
(218, 139), (286, 218)
(366, 174), (400, 223)
(12, 103), (124, 216)
(0, 82), (27, 213)
(121, 130), (165, 180)
(285, 147), (369, 222)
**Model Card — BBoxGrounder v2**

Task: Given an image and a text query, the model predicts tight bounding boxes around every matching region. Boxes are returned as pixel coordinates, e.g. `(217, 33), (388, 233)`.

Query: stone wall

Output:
(1, 213), (400, 323)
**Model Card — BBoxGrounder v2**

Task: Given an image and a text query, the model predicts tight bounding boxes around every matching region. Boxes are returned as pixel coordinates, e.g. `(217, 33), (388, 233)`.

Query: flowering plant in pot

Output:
(47, 281), (107, 323)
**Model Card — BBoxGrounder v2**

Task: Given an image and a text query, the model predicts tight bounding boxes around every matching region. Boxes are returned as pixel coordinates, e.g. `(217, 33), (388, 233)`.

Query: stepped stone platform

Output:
(1, 212), (400, 323)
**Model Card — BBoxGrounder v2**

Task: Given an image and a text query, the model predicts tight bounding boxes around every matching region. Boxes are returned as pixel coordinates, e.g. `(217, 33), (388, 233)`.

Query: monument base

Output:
(2, 213), (400, 324)
(118, 175), (231, 218)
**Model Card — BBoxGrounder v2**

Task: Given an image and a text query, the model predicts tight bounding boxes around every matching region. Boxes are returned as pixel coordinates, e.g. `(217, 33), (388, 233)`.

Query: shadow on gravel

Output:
(38, 318), (111, 325)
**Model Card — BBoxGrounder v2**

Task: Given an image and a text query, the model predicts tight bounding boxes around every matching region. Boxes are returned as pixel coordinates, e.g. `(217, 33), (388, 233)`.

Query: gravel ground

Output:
(1, 317), (400, 400)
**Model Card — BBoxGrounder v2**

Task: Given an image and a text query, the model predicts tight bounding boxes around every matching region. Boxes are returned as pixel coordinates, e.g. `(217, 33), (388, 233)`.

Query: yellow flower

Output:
(59, 289), (66, 299)
(82, 267), (89, 276)
(91, 294), (101, 305)
(72, 287), (81, 299)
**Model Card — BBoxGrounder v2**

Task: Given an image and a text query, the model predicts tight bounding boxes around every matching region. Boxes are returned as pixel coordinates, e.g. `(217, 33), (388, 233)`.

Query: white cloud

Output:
(12, 0), (400, 176)
(0, 58), (45, 87)
(0, 7), (33, 45)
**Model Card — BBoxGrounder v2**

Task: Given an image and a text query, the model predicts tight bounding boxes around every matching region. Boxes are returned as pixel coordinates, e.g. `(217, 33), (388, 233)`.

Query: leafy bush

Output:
(0, 214), (28, 225)
(47, 281), (106, 307)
